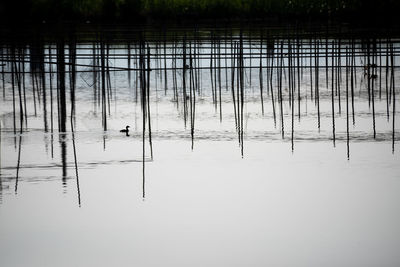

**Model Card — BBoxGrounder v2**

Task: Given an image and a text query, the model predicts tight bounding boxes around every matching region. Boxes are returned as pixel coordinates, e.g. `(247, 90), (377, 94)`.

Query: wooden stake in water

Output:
(337, 38), (341, 114)
(269, 42), (276, 127)
(41, 44), (48, 133)
(100, 42), (107, 131)
(351, 40), (355, 125)
(11, 48), (16, 137)
(128, 43), (131, 89)
(31, 50), (37, 117)
(367, 41), (371, 108)
(218, 38), (222, 122)
(92, 43), (98, 113)
(182, 35), (188, 127)
(1, 46), (5, 99)
(14, 59), (23, 133)
(164, 31), (168, 95)
(386, 40), (390, 121)
(325, 34), (329, 90)
(189, 43), (196, 150)
(239, 36), (244, 157)
(231, 41), (238, 132)
(210, 33), (215, 107)
(147, 44), (153, 160)
(331, 41), (336, 147)
(315, 40), (320, 130)
(71, 78), (81, 207)
(49, 46), (54, 158)
(372, 41), (376, 139)
(57, 41), (67, 133)
(139, 41), (146, 199)
(259, 36), (264, 115)
(346, 47), (350, 159)
(279, 41), (284, 139)
(290, 42), (294, 152)
(297, 38), (301, 121)
(391, 43), (396, 153)
(310, 38), (313, 101)
(21, 48), (27, 128)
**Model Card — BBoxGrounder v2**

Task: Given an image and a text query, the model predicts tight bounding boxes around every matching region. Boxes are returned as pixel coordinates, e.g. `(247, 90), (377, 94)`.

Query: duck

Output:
(120, 125), (130, 136)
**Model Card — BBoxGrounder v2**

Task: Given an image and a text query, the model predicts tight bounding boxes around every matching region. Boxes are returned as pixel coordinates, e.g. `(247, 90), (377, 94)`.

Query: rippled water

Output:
(0, 27), (400, 266)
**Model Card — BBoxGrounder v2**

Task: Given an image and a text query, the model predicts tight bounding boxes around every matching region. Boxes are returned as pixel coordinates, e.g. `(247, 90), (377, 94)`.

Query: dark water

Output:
(0, 26), (399, 267)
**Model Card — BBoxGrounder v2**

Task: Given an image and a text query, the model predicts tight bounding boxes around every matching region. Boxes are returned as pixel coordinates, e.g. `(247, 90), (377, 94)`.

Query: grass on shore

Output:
(0, 0), (399, 23)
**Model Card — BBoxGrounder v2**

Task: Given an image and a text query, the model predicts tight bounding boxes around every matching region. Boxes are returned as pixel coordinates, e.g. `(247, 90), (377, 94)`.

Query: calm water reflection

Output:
(0, 26), (400, 267)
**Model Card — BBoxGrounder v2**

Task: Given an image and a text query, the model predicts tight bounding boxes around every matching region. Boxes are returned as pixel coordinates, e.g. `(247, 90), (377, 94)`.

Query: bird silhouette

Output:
(120, 125), (130, 136)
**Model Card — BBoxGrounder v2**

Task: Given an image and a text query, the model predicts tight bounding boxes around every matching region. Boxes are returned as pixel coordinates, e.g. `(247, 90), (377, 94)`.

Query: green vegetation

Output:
(0, 0), (399, 23)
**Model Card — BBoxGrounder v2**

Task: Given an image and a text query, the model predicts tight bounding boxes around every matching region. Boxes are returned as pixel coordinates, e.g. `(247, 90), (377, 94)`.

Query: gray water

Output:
(0, 28), (400, 266)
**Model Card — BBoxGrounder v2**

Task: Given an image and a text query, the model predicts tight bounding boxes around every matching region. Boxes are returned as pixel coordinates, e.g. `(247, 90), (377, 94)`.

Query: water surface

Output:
(0, 26), (400, 267)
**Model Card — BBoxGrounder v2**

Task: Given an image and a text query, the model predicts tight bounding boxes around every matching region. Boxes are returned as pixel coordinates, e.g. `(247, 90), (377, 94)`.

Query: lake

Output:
(0, 24), (400, 267)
